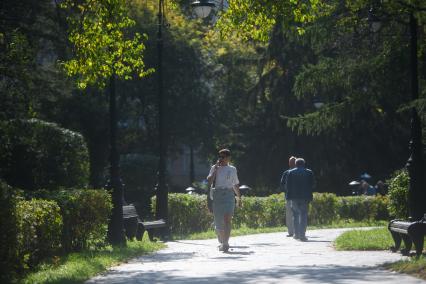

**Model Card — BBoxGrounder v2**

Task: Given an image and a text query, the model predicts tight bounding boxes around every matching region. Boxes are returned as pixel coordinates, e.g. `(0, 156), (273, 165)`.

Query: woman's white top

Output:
(208, 165), (239, 189)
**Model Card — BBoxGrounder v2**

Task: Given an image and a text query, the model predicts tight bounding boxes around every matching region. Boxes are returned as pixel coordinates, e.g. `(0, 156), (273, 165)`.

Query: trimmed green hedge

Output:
(0, 180), (18, 283)
(153, 192), (390, 235)
(0, 119), (89, 190)
(31, 189), (113, 252)
(16, 199), (63, 270)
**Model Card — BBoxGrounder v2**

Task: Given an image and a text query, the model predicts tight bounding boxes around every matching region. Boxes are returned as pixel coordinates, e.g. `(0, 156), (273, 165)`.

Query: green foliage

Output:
(334, 227), (394, 251)
(16, 199), (63, 270)
(338, 195), (390, 221)
(36, 189), (113, 252)
(62, 0), (153, 89)
(0, 119), (90, 190)
(386, 256), (426, 281)
(233, 194), (285, 228)
(216, 0), (327, 42)
(153, 193), (390, 235)
(387, 169), (409, 219)
(153, 193), (212, 235)
(309, 192), (339, 225)
(0, 180), (18, 282)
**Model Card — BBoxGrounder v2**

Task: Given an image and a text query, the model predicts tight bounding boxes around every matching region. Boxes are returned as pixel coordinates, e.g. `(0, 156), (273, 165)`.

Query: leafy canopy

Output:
(216, 0), (328, 42)
(62, 0), (153, 89)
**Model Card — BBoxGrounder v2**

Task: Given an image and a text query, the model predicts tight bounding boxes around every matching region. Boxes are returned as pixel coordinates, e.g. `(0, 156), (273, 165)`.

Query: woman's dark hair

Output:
(218, 148), (231, 157)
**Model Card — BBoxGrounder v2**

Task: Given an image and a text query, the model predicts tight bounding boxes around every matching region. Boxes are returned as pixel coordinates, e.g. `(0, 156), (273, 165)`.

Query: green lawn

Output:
(20, 238), (165, 284)
(385, 256), (426, 280)
(334, 227), (426, 280)
(334, 227), (394, 250)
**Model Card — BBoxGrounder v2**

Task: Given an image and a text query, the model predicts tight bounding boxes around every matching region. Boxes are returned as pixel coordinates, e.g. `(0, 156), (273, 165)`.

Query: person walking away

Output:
(207, 148), (241, 252)
(286, 158), (314, 242)
(279, 156), (296, 237)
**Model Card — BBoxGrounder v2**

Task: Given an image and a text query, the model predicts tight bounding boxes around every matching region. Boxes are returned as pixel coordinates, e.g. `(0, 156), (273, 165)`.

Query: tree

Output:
(211, 0), (425, 193)
(62, 0), (153, 245)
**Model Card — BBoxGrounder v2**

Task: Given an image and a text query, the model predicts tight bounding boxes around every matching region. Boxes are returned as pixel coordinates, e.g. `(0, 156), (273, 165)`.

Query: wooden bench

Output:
(388, 215), (426, 256)
(123, 205), (167, 241)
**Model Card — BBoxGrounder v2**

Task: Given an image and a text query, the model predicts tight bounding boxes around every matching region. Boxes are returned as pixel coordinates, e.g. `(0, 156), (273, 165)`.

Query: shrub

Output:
(153, 193), (212, 235)
(0, 119), (89, 190)
(38, 189), (113, 252)
(155, 192), (391, 235)
(0, 180), (18, 282)
(16, 199), (62, 269)
(309, 192), (339, 225)
(387, 169), (409, 219)
(337, 195), (390, 221)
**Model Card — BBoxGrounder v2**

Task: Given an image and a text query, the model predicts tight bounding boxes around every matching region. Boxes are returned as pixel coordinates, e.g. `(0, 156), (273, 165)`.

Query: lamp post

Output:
(108, 74), (126, 245)
(154, 0), (215, 221)
(368, 5), (425, 221)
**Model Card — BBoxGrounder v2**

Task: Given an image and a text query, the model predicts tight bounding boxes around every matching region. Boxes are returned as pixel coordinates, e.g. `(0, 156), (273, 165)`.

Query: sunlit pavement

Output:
(86, 228), (425, 284)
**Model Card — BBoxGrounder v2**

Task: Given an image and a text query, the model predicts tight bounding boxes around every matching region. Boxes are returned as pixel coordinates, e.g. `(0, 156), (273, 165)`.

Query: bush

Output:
(387, 169), (409, 219)
(309, 193), (339, 225)
(0, 119), (89, 190)
(153, 193), (212, 235)
(37, 189), (113, 252)
(233, 194), (285, 228)
(158, 192), (391, 235)
(0, 180), (18, 282)
(16, 199), (63, 269)
(338, 195), (390, 221)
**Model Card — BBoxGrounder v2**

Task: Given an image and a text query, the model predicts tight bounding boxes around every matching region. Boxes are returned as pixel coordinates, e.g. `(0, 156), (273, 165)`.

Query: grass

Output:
(334, 227), (394, 250)
(334, 226), (426, 280)
(385, 256), (426, 280)
(20, 237), (165, 284)
(172, 220), (388, 241)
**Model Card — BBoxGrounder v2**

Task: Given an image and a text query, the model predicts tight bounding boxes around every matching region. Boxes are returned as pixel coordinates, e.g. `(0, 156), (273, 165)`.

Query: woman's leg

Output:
(223, 213), (232, 245)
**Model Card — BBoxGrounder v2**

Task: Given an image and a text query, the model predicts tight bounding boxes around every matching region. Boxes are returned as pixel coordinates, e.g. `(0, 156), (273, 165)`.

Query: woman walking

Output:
(207, 148), (241, 252)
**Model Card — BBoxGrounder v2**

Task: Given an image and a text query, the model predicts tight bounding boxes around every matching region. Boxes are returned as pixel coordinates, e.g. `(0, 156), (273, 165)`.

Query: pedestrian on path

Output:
(279, 156), (296, 237)
(286, 158), (314, 242)
(207, 148), (241, 252)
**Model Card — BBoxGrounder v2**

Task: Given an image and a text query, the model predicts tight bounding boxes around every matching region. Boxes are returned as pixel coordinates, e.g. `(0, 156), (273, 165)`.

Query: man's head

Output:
(295, 158), (305, 167)
(289, 156), (296, 168)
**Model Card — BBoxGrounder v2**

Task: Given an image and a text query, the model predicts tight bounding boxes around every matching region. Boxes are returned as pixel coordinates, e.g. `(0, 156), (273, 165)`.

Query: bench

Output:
(388, 214), (426, 256)
(123, 205), (167, 241)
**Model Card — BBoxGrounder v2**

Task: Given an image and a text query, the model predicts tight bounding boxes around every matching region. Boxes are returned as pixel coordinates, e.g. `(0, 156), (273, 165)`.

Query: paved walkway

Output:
(87, 228), (425, 284)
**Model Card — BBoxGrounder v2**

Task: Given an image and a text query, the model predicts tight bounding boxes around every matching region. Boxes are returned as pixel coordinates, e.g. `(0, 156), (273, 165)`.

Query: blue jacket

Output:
(286, 166), (314, 201)
(279, 169), (291, 193)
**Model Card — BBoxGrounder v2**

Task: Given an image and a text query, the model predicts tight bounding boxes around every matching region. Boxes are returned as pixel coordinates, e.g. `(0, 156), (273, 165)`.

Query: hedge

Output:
(16, 199), (63, 270)
(0, 119), (90, 190)
(153, 192), (390, 235)
(0, 180), (18, 283)
(32, 189), (113, 252)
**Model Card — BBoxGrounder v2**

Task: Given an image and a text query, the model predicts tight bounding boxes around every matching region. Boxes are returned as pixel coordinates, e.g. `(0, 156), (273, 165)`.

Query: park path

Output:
(86, 228), (425, 284)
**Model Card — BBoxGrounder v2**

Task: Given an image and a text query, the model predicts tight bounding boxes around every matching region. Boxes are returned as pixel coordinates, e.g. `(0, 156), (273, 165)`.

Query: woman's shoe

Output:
(223, 244), (229, 252)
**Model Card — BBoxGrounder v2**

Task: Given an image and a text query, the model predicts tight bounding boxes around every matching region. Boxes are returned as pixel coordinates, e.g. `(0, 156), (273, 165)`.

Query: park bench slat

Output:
(388, 216), (426, 256)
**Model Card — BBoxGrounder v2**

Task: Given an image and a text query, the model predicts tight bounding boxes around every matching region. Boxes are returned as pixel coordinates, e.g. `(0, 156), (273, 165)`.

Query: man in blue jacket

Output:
(286, 158), (314, 241)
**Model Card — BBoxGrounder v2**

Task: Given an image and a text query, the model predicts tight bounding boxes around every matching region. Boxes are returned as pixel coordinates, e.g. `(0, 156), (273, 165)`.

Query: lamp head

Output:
(191, 0), (215, 18)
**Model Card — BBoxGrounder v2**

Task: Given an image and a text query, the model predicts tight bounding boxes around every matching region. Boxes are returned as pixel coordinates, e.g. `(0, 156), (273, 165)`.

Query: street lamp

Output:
(154, 0), (215, 221)
(191, 0), (215, 18)
(368, 4), (425, 221)
(313, 97), (324, 109)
